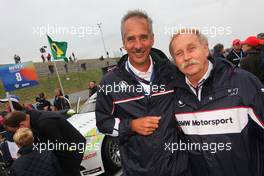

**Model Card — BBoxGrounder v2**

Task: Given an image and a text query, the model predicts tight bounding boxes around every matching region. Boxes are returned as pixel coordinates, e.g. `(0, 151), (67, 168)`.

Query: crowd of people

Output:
(211, 35), (264, 85)
(0, 87), (82, 176)
(0, 79), (100, 176)
(0, 9), (264, 176)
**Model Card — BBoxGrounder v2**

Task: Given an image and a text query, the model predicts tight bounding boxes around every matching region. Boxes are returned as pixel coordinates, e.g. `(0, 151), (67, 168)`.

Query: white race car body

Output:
(68, 112), (105, 176)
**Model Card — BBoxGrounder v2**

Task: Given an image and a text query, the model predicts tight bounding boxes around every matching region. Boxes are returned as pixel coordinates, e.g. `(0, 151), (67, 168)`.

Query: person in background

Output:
(64, 63), (68, 73)
(169, 28), (264, 176)
(4, 111), (85, 176)
(0, 95), (24, 113)
(226, 39), (245, 67)
(10, 128), (62, 176)
(257, 33), (264, 68)
(41, 54), (45, 63)
(213, 43), (225, 58)
(88, 81), (98, 97)
(36, 92), (51, 111)
(240, 36), (264, 84)
(14, 55), (21, 64)
(53, 88), (70, 111)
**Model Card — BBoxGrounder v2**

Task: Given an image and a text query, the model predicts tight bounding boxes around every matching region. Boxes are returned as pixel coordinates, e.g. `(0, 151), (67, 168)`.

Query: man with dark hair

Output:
(213, 43), (225, 58)
(88, 81), (98, 97)
(169, 28), (264, 176)
(4, 110), (86, 176)
(96, 10), (189, 176)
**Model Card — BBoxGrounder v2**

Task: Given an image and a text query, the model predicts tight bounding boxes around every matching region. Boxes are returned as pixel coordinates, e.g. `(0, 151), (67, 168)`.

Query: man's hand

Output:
(131, 116), (161, 136)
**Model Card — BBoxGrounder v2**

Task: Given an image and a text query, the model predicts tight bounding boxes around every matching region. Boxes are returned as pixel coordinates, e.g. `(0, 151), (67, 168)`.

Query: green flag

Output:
(47, 35), (68, 61)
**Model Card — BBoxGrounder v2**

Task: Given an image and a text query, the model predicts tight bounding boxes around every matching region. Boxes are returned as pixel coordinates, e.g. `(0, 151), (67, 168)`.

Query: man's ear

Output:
(203, 43), (209, 57)
(19, 121), (24, 128)
(150, 33), (154, 47)
(122, 42), (127, 50)
(122, 34), (126, 50)
(19, 115), (30, 128)
(19, 121), (26, 128)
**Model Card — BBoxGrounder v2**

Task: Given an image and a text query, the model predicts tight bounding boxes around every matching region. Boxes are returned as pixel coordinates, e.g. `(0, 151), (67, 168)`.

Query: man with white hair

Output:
(169, 29), (264, 176)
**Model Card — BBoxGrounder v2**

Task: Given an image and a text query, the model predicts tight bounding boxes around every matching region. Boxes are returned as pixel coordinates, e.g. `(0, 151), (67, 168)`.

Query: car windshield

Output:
(79, 93), (97, 113)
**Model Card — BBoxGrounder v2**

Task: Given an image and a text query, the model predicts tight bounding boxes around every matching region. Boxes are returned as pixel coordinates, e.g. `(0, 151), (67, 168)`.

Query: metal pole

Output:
(53, 60), (65, 96)
(97, 23), (108, 58)
(6, 92), (14, 112)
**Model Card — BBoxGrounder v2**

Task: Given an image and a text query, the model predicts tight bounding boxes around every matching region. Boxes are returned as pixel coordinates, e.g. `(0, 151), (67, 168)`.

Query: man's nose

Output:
(134, 39), (143, 50)
(183, 52), (191, 61)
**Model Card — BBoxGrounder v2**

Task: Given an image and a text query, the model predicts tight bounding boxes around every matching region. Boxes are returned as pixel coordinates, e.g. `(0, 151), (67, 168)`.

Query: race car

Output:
(67, 93), (121, 176)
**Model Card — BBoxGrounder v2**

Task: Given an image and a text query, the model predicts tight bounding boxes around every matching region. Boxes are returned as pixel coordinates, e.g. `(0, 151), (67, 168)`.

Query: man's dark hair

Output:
(39, 92), (45, 99)
(213, 43), (224, 54)
(3, 111), (27, 128)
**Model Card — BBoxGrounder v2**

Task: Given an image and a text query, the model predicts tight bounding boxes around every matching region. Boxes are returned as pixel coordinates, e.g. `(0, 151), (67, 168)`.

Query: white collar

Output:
(185, 61), (213, 88)
(127, 56), (153, 76)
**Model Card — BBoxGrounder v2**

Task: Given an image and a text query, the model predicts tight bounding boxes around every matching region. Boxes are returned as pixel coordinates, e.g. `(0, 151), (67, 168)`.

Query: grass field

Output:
(0, 69), (103, 104)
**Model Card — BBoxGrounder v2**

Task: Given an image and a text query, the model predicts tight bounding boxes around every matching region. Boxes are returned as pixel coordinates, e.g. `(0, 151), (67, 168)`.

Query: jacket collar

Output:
(18, 145), (34, 155)
(126, 55), (153, 80)
(118, 48), (169, 70)
(116, 48), (174, 84)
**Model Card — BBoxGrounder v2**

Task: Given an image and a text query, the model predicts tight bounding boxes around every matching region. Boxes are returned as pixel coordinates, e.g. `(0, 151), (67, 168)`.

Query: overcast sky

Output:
(0, 0), (263, 64)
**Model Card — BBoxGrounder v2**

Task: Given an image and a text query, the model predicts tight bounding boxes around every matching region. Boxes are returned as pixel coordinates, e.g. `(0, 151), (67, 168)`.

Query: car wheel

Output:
(101, 136), (121, 173)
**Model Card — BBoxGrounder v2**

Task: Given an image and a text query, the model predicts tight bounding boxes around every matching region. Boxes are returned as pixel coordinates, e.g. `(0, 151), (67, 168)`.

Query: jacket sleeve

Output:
(248, 76), (264, 130)
(95, 79), (134, 138)
(247, 75), (264, 175)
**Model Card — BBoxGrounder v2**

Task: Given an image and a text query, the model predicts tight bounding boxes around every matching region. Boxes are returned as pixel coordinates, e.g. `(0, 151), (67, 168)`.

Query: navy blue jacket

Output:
(96, 48), (189, 176)
(28, 110), (85, 176)
(10, 146), (62, 176)
(174, 57), (264, 176)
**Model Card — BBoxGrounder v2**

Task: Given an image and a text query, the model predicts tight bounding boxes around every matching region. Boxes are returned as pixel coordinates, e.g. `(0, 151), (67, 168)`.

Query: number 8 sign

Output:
(0, 61), (39, 91)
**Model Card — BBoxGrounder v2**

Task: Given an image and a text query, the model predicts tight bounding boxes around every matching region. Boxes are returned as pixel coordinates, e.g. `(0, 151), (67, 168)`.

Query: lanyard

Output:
(126, 61), (155, 85)
(233, 50), (243, 60)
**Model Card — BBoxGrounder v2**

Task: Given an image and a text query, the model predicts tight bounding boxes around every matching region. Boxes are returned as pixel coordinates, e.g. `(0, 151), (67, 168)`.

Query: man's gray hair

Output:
(169, 28), (208, 59)
(121, 10), (153, 41)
